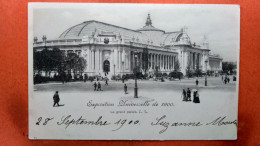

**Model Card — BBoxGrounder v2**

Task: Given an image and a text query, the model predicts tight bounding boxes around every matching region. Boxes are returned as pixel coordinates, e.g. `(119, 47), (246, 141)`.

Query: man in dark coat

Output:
(53, 91), (60, 107)
(187, 88), (191, 101)
(105, 80), (108, 86)
(93, 82), (97, 91)
(97, 82), (101, 91)
(195, 79), (199, 86)
(124, 84), (127, 94)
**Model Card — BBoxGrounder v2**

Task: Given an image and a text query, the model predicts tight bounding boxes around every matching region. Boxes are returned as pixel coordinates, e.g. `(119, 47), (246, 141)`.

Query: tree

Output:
(66, 52), (78, 75)
(41, 48), (55, 76)
(75, 57), (87, 75)
(195, 64), (202, 77)
(51, 48), (63, 74)
(33, 50), (44, 75)
(174, 60), (180, 72)
(222, 62), (236, 75)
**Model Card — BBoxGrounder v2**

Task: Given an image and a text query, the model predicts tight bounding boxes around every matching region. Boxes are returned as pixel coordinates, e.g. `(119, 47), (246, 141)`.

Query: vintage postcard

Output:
(28, 3), (240, 140)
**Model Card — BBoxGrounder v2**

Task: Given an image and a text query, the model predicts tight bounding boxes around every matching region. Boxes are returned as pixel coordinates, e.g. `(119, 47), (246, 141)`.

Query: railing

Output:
(34, 39), (82, 47)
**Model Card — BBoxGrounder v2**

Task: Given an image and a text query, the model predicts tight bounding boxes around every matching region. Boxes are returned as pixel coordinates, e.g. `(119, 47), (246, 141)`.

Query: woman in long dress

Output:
(193, 91), (200, 103)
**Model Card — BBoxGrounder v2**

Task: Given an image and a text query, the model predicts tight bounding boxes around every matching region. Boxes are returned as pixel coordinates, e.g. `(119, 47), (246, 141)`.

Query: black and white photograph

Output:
(28, 3), (240, 140)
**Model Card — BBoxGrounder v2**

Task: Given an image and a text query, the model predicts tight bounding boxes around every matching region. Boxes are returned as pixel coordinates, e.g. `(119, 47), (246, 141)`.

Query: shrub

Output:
(169, 71), (183, 79)
(162, 73), (168, 77)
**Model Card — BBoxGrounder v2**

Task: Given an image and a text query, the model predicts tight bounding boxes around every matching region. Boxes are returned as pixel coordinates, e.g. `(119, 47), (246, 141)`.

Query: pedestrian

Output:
(124, 84), (127, 94)
(93, 82), (97, 91)
(193, 91), (200, 103)
(195, 79), (199, 86)
(187, 88), (191, 101)
(97, 82), (101, 91)
(53, 91), (60, 107)
(227, 77), (230, 83)
(182, 89), (187, 101)
(105, 80), (108, 86)
(224, 78), (227, 84)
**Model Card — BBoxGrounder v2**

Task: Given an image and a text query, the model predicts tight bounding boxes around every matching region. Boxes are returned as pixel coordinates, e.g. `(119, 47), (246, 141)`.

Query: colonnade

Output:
(130, 51), (177, 72)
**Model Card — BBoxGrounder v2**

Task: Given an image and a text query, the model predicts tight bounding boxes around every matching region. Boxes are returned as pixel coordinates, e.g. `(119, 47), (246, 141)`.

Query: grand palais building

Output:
(33, 14), (222, 78)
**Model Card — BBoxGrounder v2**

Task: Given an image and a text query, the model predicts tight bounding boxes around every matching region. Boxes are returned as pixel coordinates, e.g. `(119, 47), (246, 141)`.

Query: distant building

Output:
(33, 14), (222, 78)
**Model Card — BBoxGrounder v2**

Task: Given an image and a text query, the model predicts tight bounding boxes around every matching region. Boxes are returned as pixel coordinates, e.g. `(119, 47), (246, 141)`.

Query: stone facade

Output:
(33, 14), (222, 78)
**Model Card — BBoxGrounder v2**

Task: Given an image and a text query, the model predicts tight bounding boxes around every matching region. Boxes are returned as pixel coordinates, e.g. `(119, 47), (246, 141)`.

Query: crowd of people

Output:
(222, 76), (230, 84)
(182, 88), (200, 103)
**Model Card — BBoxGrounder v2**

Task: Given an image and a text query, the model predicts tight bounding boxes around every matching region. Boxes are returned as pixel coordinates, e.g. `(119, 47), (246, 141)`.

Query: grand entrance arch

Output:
(103, 60), (110, 74)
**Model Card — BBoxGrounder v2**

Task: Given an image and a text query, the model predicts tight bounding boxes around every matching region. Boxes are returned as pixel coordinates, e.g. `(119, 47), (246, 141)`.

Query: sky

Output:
(31, 3), (240, 62)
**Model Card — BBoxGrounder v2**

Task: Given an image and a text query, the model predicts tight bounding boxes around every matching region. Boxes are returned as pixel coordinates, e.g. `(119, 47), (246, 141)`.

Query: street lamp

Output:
(114, 64), (116, 77)
(134, 50), (138, 98)
(42, 35), (47, 47)
(205, 60), (208, 86)
(122, 61), (124, 76)
(34, 37), (38, 44)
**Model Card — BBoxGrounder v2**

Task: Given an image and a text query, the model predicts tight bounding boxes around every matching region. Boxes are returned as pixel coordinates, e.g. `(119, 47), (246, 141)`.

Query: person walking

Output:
(182, 89), (187, 101)
(97, 82), (102, 91)
(124, 84), (127, 94)
(53, 91), (60, 107)
(187, 88), (191, 101)
(195, 79), (199, 86)
(93, 82), (97, 91)
(105, 80), (108, 86)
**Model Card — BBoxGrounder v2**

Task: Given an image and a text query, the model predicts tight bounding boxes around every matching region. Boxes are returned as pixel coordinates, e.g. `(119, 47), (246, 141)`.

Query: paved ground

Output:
(34, 76), (236, 93)
(30, 76), (238, 139)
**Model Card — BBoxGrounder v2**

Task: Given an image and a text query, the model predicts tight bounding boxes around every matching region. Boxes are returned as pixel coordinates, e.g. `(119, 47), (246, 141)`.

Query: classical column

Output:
(172, 56), (174, 70)
(92, 49), (95, 70)
(154, 54), (156, 67)
(168, 55), (170, 71)
(163, 55), (165, 70)
(153, 54), (155, 69)
(111, 49), (114, 73)
(122, 49), (125, 62)
(154, 54), (156, 68)
(114, 48), (118, 72)
(99, 50), (102, 71)
(174, 55), (176, 69)
(170, 56), (172, 70)
(156, 54), (159, 68)
(87, 48), (91, 71)
(118, 49), (121, 71)
(132, 51), (134, 71)
(151, 54), (153, 69)
(95, 49), (100, 71)
(140, 52), (142, 70)
(90, 48), (93, 70)
(168, 55), (171, 70)
(158, 54), (160, 69)
(161, 54), (163, 69)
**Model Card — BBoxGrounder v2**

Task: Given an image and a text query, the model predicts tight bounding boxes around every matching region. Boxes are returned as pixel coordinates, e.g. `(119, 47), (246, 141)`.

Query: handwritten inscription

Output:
(151, 115), (237, 134)
(36, 115), (237, 134)
(57, 115), (110, 129)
